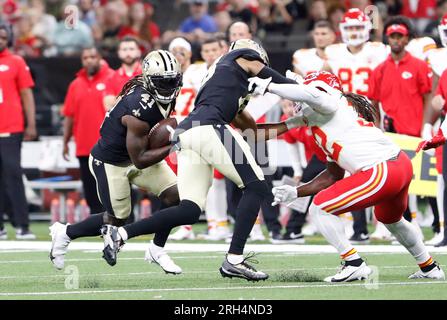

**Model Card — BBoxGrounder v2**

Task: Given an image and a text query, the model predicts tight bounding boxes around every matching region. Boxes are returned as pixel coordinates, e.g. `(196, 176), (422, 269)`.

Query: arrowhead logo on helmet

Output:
(142, 50), (183, 104)
(438, 13), (447, 48)
(303, 71), (343, 95)
(339, 8), (372, 47)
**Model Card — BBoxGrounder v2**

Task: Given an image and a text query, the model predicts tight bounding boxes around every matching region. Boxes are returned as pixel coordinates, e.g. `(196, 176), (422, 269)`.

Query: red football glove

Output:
(416, 129), (446, 152)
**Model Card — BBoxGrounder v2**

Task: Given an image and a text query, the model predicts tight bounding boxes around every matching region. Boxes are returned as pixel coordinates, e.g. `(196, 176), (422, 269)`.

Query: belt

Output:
(0, 133), (11, 138)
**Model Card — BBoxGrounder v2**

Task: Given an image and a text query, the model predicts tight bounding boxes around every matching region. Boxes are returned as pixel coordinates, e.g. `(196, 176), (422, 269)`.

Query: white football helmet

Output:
(142, 50), (182, 104)
(339, 8), (372, 47)
(229, 38), (270, 66)
(438, 14), (447, 47)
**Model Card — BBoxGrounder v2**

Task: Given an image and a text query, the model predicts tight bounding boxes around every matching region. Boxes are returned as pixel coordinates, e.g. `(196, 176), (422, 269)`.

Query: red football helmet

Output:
(303, 71), (343, 95)
(438, 13), (447, 47)
(339, 8), (372, 46)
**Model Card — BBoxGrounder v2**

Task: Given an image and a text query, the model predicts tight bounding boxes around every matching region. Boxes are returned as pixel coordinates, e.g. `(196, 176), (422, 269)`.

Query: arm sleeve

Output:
(16, 57), (34, 89)
(268, 82), (339, 114)
(436, 70), (447, 98)
(257, 66), (297, 84)
(418, 62), (433, 95)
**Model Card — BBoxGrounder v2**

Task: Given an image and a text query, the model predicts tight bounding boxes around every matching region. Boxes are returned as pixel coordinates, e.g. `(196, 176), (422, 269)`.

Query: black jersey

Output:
(177, 48), (264, 131)
(91, 85), (174, 165)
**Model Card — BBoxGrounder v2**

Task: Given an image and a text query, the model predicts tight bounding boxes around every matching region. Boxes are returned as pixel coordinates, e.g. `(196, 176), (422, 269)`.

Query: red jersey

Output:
(62, 63), (115, 156)
(106, 63), (142, 96)
(0, 49), (34, 134)
(280, 115), (327, 163)
(368, 52), (432, 137)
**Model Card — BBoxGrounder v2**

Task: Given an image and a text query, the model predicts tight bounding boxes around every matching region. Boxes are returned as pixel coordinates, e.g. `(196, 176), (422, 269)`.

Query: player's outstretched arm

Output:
(122, 115), (172, 169)
(296, 162), (345, 197)
(233, 110), (305, 141)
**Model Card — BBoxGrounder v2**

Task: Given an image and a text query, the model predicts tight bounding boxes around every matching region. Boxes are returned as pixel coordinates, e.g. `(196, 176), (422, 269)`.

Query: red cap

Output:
(386, 24), (409, 36)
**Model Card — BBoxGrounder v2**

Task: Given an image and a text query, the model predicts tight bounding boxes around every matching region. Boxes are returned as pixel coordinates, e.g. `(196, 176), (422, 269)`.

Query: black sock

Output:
(229, 181), (269, 255)
(124, 200), (201, 240)
(66, 213), (104, 240)
(345, 258), (364, 267)
(421, 262), (437, 273)
(152, 201), (175, 247)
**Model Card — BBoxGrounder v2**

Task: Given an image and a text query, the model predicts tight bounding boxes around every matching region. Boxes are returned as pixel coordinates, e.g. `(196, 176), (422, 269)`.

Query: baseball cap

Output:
(386, 24), (409, 36)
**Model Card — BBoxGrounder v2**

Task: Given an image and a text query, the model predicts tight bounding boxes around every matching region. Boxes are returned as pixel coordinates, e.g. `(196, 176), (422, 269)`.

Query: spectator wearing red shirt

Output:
(118, 2), (161, 54)
(103, 37), (142, 110)
(62, 46), (114, 214)
(0, 24), (37, 240)
(279, 99), (327, 242)
(428, 68), (447, 246)
(368, 20), (433, 138)
(368, 17), (433, 230)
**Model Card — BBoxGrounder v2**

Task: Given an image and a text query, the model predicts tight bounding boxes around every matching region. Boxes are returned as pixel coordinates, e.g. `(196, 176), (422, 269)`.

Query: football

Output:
(147, 117), (178, 149)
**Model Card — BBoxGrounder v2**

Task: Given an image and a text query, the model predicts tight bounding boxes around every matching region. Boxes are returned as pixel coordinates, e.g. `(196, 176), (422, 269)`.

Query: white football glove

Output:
(285, 69), (303, 84)
(271, 185), (298, 206)
(248, 76), (272, 95)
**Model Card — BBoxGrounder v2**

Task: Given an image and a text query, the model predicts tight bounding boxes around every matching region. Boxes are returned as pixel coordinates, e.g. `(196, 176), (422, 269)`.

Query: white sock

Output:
(385, 218), (431, 265)
(437, 175), (444, 234)
(205, 178), (228, 224)
(227, 254), (244, 265)
(117, 227), (128, 241)
(310, 203), (361, 261)
(149, 241), (164, 257)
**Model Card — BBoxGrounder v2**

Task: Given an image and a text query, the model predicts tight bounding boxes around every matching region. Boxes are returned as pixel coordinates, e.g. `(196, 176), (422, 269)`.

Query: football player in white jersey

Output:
(249, 71), (445, 282)
(324, 8), (388, 242)
(292, 20), (336, 76)
(324, 8), (388, 96)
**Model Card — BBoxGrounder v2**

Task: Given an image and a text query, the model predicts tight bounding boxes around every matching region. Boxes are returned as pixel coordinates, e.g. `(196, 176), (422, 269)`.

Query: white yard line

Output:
(1, 280), (447, 297)
(0, 264), (436, 280)
(2, 241), (447, 254)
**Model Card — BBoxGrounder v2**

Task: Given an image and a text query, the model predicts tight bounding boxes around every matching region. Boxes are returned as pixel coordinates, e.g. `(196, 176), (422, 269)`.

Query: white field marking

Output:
(1, 280), (447, 297)
(0, 264), (443, 280)
(2, 241), (447, 254)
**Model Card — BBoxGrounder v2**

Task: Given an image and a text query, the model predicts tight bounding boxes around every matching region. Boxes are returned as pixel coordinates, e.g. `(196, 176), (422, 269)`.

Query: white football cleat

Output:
(49, 222), (71, 270)
(425, 232), (444, 246)
(409, 264), (445, 280)
(324, 261), (372, 283)
(168, 226), (195, 240)
(302, 223), (318, 236)
(145, 243), (182, 274)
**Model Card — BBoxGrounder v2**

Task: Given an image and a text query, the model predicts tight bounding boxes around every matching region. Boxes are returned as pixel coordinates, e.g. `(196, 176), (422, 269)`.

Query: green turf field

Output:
(1, 248), (447, 299)
(1, 222), (447, 300)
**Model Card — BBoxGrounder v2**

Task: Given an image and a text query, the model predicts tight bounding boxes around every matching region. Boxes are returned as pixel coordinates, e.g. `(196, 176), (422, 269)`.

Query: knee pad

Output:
(244, 180), (270, 198)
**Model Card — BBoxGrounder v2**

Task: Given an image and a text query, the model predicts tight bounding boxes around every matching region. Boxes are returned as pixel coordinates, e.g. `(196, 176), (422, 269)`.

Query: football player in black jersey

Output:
(111, 39), (303, 281)
(50, 50), (184, 274)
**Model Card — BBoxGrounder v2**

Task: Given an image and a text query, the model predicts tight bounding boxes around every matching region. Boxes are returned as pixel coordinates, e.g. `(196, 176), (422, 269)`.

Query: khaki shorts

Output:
(176, 124), (264, 210)
(89, 155), (177, 219)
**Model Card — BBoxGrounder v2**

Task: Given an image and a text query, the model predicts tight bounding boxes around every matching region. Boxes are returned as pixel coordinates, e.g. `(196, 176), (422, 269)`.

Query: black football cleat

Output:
(101, 225), (124, 266)
(219, 252), (268, 282)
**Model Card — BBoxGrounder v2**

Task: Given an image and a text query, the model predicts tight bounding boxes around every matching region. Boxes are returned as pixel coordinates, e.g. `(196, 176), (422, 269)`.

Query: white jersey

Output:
(325, 42), (388, 95)
(268, 82), (400, 174)
(292, 48), (325, 76)
(174, 62), (208, 120)
(428, 47), (447, 77)
(406, 37), (437, 62)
